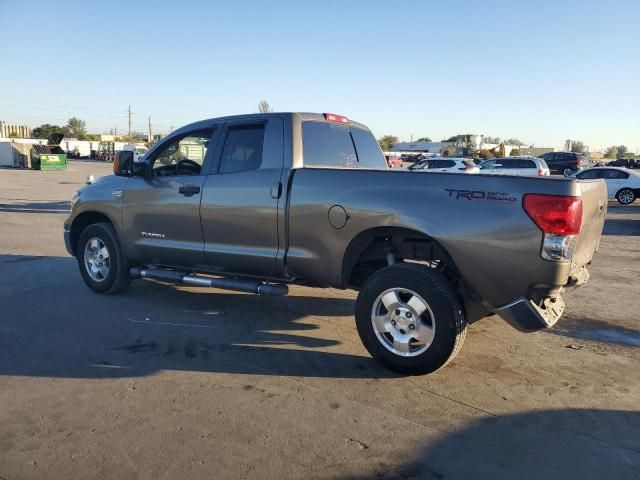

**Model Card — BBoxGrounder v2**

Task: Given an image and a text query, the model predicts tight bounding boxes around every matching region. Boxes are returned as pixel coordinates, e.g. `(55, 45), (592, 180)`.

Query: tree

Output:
(604, 146), (617, 159)
(504, 138), (525, 146)
(570, 140), (586, 153)
(415, 136), (432, 143)
(7, 131), (19, 138)
(484, 136), (501, 144)
(31, 124), (70, 139)
(510, 148), (520, 156)
(66, 117), (87, 139)
(616, 145), (628, 159)
(258, 100), (272, 113)
(378, 135), (399, 151)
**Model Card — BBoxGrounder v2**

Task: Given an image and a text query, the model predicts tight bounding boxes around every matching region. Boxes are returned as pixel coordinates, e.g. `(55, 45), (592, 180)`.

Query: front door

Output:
(121, 127), (217, 269)
(200, 117), (284, 278)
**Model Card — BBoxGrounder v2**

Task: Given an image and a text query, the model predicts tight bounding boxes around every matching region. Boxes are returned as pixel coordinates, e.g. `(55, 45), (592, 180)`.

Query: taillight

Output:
(323, 113), (349, 124)
(537, 168), (544, 176)
(523, 194), (582, 235)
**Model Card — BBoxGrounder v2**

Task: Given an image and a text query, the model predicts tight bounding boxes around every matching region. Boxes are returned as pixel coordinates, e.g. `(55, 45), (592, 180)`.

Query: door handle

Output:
(271, 181), (282, 199)
(178, 184), (201, 197)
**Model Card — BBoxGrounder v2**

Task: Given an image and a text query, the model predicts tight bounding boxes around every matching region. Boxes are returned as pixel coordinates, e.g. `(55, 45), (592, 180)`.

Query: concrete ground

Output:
(1, 161), (638, 480)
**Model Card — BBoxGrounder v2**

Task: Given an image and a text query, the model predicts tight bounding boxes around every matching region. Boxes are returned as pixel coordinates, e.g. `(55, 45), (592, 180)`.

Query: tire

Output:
(616, 188), (636, 205)
(355, 263), (467, 375)
(77, 222), (130, 294)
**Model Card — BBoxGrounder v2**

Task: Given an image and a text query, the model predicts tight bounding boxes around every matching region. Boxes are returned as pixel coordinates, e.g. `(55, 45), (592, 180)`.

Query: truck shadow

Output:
(337, 408), (640, 479)
(0, 254), (394, 380)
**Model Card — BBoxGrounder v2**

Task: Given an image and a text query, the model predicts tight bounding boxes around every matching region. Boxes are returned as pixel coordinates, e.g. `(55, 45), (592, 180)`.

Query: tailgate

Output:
(573, 179), (607, 268)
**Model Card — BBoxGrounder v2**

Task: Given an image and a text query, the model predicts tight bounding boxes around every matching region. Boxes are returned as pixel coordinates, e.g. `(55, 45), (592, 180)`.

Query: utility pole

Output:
(170, 124), (174, 133)
(128, 105), (132, 138)
(148, 116), (152, 143)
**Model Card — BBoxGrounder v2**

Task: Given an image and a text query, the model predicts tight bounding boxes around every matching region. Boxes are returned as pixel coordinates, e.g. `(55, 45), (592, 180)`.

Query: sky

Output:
(0, 0), (638, 152)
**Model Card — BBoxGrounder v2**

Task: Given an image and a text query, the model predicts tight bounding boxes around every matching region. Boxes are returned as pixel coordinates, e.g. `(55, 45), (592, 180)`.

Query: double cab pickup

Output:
(64, 112), (607, 374)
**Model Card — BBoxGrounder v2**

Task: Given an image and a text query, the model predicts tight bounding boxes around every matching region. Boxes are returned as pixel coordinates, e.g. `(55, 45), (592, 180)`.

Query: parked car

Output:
(64, 112), (607, 375)
(538, 151), (588, 176)
(573, 167), (640, 204)
(607, 158), (640, 169)
(408, 157), (479, 173)
(478, 157), (550, 177)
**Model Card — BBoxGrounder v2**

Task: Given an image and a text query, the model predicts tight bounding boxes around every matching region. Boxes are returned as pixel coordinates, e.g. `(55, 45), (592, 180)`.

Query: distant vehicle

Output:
(537, 151), (588, 176)
(573, 167), (640, 205)
(479, 157), (550, 177)
(400, 153), (425, 163)
(384, 154), (402, 168)
(607, 158), (640, 169)
(408, 157), (479, 174)
(123, 143), (149, 162)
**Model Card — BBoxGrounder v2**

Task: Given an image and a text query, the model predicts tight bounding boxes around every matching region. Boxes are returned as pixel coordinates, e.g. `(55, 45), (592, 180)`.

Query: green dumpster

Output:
(31, 133), (68, 170)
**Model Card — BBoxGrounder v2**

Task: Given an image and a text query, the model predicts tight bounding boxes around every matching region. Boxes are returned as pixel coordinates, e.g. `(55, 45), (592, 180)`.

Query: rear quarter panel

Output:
(287, 169), (599, 307)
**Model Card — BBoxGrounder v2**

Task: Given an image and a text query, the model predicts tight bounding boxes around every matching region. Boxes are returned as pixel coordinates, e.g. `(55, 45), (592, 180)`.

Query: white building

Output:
(0, 121), (31, 139)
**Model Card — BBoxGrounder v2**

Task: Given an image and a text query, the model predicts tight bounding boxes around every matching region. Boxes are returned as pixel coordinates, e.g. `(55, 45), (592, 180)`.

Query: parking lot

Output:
(1, 161), (639, 479)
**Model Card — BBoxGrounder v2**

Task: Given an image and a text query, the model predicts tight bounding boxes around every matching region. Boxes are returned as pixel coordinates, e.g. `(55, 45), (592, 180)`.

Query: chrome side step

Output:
(129, 267), (288, 296)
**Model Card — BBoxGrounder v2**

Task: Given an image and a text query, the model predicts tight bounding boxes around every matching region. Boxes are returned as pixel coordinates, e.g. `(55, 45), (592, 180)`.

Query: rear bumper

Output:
(493, 295), (565, 332)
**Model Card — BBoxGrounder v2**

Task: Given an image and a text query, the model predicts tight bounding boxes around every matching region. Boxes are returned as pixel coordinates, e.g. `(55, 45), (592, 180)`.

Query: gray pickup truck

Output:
(64, 112), (607, 374)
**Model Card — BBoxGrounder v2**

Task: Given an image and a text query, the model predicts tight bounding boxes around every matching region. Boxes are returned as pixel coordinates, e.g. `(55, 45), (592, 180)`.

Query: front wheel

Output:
(616, 188), (636, 205)
(77, 222), (130, 294)
(355, 264), (467, 375)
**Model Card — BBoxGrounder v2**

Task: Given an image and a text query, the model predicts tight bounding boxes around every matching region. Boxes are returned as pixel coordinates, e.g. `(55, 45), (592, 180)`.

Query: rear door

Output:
(602, 169), (630, 198)
(494, 159), (519, 175)
(200, 117), (285, 277)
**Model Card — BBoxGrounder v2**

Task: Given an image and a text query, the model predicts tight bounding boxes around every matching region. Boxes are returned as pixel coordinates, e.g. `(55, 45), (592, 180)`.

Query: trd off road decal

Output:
(445, 189), (517, 202)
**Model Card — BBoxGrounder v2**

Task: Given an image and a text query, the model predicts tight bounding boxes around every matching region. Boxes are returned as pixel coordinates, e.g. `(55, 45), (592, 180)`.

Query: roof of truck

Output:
(174, 112), (370, 134)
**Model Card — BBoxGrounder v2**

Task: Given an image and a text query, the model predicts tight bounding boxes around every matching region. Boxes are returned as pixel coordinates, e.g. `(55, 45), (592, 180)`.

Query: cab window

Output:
(219, 124), (265, 174)
(150, 129), (214, 176)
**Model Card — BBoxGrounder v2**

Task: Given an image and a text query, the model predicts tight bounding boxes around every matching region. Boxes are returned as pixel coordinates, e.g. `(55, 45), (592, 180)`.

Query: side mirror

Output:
(132, 160), (152, 178)
(114, 150), (134, 177)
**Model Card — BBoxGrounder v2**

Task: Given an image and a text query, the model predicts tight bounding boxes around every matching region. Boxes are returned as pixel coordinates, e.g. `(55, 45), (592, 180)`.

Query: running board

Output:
(129, 267), (288, 296)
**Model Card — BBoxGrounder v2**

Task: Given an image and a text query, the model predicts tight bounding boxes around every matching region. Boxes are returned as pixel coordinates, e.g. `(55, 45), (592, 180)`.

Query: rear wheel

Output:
(616, 188), (636, 205)
(77, 222), (130, 294)
(355, 264), (467, 375)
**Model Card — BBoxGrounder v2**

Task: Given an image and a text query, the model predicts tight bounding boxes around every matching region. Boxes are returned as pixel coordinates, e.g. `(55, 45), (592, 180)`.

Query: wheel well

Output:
(342, 227), (459, 289)
(69, 212), (113, 256)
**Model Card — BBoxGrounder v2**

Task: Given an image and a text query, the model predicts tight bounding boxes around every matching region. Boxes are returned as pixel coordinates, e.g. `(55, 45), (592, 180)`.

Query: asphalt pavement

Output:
(1, 161), (639, 479)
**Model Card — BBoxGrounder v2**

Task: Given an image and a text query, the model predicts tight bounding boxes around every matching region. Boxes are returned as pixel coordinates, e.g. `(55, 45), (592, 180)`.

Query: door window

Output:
(150, 129), (214, 176)
(219, 125), (265, 174)
(602, 169), (629, 179)
(576, 169), (602, 179)
(519, 160), (536, 169)
(480, 160), (496, 170)
(495, 160), (516, 169)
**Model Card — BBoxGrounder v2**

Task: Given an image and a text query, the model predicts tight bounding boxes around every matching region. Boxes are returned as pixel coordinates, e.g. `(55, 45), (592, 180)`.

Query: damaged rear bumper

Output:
(493, 295), (565, 332)
(492, 265), (590, 332)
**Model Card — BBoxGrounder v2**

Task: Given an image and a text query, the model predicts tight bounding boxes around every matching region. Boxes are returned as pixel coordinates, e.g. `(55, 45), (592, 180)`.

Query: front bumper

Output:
(63, 230), (74, 257)
(493, 295), (565, 332)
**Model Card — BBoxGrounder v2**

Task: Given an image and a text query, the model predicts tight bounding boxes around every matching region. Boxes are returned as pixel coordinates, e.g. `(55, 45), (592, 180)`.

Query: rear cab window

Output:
(302, 121), (387, 169)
